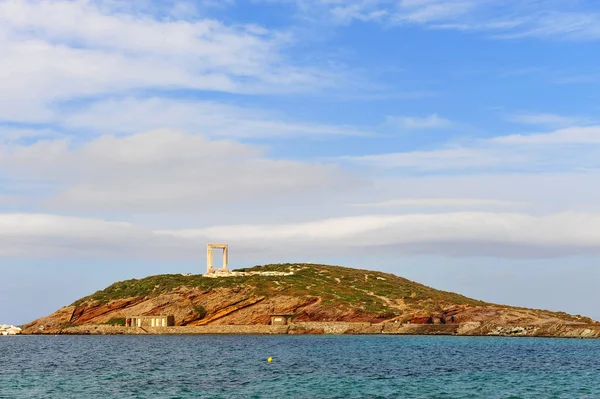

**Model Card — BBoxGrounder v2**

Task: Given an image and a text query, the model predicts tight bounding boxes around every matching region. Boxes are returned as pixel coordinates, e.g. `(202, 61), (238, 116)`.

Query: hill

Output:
(21, 263), (599, 337)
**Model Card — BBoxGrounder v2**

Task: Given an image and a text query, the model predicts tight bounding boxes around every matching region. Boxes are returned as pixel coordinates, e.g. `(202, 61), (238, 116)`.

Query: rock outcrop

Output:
(1, 324), (22, 335)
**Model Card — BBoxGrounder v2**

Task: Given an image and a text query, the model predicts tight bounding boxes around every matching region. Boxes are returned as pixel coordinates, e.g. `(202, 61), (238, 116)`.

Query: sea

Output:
(1, 335), (599, 398)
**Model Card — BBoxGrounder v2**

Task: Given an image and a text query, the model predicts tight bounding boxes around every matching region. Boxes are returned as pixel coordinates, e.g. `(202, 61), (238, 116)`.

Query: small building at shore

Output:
(126, 316), (175, 328)
(269, 314), (294, 326)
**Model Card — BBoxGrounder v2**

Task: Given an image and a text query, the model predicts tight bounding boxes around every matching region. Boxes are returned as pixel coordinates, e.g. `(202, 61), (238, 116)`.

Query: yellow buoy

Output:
(267, 357), (273, 363)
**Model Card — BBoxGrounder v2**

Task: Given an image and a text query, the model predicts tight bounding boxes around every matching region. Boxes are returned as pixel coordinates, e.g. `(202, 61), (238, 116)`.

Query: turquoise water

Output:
(1, 335), (599, 398)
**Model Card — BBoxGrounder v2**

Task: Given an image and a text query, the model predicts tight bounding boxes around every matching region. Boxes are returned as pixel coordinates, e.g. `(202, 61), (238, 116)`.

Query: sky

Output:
(2, 0), (600, 325)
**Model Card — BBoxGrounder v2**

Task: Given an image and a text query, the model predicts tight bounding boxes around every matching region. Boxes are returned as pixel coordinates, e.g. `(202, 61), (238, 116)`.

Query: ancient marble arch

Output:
(206, 244), (229, 275)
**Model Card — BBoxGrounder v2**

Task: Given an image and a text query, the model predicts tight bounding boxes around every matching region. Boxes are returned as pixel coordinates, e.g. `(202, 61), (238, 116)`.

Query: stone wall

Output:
(147, 325), (289, 334)
(290, 322), (372, 334)
(383, 323), (459, 335)
(29, 321), (600, 338)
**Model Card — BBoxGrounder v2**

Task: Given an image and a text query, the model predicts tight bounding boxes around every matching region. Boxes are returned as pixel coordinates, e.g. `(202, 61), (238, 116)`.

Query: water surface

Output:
(1, 335), (599, 398)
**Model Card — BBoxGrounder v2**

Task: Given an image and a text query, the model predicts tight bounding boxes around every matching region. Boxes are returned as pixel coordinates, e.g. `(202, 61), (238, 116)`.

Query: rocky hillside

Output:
(22, 263), (597, 335)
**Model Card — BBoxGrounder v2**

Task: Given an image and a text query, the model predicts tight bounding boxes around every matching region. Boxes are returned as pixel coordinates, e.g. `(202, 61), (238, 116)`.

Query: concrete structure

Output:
(126, 315), (175, 328)
(270, 314), (294, 326)
(206, 244), (229, 275)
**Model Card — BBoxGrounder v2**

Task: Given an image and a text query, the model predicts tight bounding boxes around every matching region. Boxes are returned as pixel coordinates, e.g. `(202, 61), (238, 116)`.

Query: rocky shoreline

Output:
(24, 321), (600, 339)
(21, 264), (600, 339)
(1, 325), (22, 335)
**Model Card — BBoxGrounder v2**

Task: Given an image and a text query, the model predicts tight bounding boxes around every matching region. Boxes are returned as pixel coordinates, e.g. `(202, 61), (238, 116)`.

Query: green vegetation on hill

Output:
(73, 263), (488, 313)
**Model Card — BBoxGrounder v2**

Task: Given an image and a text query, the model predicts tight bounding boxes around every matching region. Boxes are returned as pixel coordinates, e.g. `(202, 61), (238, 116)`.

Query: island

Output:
(21, 263), (600, 338)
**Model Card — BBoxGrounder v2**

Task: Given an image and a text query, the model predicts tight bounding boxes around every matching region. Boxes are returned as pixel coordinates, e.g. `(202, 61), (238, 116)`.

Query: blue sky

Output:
(2, 0), (600, 324)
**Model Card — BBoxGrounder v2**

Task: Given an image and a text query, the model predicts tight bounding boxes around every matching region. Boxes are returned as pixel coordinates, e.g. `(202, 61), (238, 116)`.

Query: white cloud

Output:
(362, 173), (600, 218)
(0, 213), (188, 258)
(0, 0), (338, 123)
(506, 113), (592, 128)
(146, 211), (600, 257)
(343, 146), (525, 170)
(328, 1), (389, 24)
(492, 126), (600, 144)
(350, 198), (530, 209)
(343, 125), (600, 172)
(385, 114), (451, 130)
(284, 0), (600, 41)
(56, 97), (372, 139)
(0, 127), (65, 143)
(492, 10), (600, 40)
(395, 0), (477, 24)
(0, 129), (354, 212)
(3, 210), (600, 259)
(0, 195), (20, 206)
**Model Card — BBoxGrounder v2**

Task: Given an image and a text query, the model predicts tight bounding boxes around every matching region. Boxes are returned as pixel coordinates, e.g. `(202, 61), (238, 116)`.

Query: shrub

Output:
(377, 311), (398, 319)
(105, 318), (126, 326)
(193, 305), (207, 319)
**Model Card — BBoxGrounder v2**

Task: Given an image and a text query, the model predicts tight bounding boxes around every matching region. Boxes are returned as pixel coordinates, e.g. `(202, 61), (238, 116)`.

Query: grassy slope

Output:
(73, 263), (487, 313)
